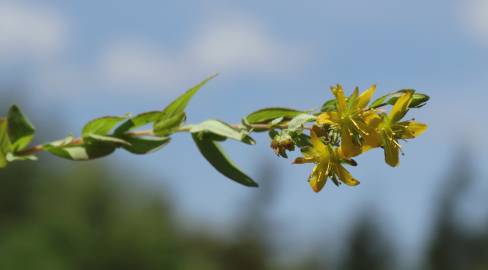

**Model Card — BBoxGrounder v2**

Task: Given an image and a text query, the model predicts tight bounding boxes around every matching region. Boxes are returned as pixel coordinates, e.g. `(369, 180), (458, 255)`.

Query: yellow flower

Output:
(316, 85), (376, 158)
(363, 91), (427, 167)
(293, 129), (359, 192)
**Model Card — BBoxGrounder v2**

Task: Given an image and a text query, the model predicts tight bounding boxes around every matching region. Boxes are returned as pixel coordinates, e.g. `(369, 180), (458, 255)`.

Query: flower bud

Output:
(270, 134), (295, 158)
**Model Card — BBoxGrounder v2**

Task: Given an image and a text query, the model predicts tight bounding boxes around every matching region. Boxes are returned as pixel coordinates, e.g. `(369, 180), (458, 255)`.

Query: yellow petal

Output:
(363, 110), (381, 125)
(340, 129), (362, 157)
(331, 84), (347, 112)
(348, 87), (359, 109)
(383, 136), (400, 167)
(335, 148), (358, 166)
(360, 111), (382, 150)
(317, 112), (340, 125)
(357, 84), (377, 109)
(361, 143), (375, 153)
(394, 121), (427, 139)
(389, 91), (413, 123)
(335, 164), (360, 186)
(336, 147), (346, 159)
(310, 130), (328, 155)
(309, 163), (329, 192)
(363, 132), (382, 151)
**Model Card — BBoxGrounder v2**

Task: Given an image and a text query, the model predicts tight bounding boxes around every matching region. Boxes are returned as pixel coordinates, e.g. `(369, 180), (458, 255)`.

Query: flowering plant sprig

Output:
(0, 75), (429, 192)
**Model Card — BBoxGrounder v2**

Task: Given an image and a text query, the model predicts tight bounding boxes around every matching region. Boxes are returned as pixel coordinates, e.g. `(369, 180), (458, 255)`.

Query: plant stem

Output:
(15, 123), (290, 157)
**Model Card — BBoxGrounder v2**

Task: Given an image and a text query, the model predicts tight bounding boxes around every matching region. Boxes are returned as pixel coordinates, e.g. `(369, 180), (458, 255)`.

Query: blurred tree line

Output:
(0, 155), (317, 270)
(1, 144), (487, 270)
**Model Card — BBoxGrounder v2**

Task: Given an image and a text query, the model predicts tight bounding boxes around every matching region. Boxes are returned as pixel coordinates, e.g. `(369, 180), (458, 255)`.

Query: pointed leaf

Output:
(153, 111), (186, 136)
(189, 120), (254, 144)
(320, 99), (337, 112)
(121, 136), (170, 154)
(192, 133), (258, 187)
(7, 105), (35, 152)
(82, 116), (127, 137)
(6, 153), (37, 162)
(43, 135), (116, 161)
(407, 92), (430, 108)
(153, 75), (216, 135)
(370, 90), (430, 109)
(114, 111), (161, 135)
(155, 74), (217, 127)
(287, 114), (316, 131)
(370, 94), (390, 108)
(44, 143), (116, 161)
(86, 134), (131, 146)
(245, 107), (303, 124)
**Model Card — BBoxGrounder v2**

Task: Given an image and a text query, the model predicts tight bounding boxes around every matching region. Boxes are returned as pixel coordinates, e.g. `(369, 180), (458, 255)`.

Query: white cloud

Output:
(97, 15), (306, 92)
(189, 17), (302, 73)
(0, 2), (67, 61)
(459, 0), (488, 44)
(0, 6), (307, 98)
(98, 41), (183, 90)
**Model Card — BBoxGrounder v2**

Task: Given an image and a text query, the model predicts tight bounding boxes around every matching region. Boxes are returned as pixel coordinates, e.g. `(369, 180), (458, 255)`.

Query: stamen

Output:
(350, 118), (369, 135)
(392, 138), (402, 149)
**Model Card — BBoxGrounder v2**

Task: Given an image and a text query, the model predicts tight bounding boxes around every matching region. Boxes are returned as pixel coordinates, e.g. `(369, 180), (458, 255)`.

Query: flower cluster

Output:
(269, 85), (428, 192)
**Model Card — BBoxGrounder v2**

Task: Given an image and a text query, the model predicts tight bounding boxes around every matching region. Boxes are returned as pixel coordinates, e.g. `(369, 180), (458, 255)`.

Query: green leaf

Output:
(287, 114), (316, 131)
(44, 143), (116, 161)
(189, 120), (255, 144)
(153, 75), (216, 136)
(370, 90), (430, 109)
(407, 92), (430, 108)
(44, 145), (90, 160)
(320, 99), (337, 112)
(370, 94), (390, 108)
(82, 116), (127, 137)
(7, 105), (35, 152)
(43, 135), (116, 161)
(0, 118), (12, 168)
(192, 132), (258, 187)
(86, 134), (131, 146)
(241, 117), (253, 129)
(153, 111), (186, 136)
(162, 74), (217, 117)
(114, 111), (161, 135)
(245, 107), (303, 124)
(270, 116), (285, 126)
(6, 153), (37, 162)
(50, 136), (75, 146)
(120, 136), (170, 154)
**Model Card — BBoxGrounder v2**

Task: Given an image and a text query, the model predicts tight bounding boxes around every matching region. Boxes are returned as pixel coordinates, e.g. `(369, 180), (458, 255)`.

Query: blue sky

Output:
(1, 0), (488, 264)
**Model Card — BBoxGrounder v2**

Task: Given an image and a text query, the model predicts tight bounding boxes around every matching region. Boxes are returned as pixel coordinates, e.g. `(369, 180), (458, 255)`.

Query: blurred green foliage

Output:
(0, 159), (326, 270)
(1, 148), (487, 270)
(0, 162), (181, 270)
